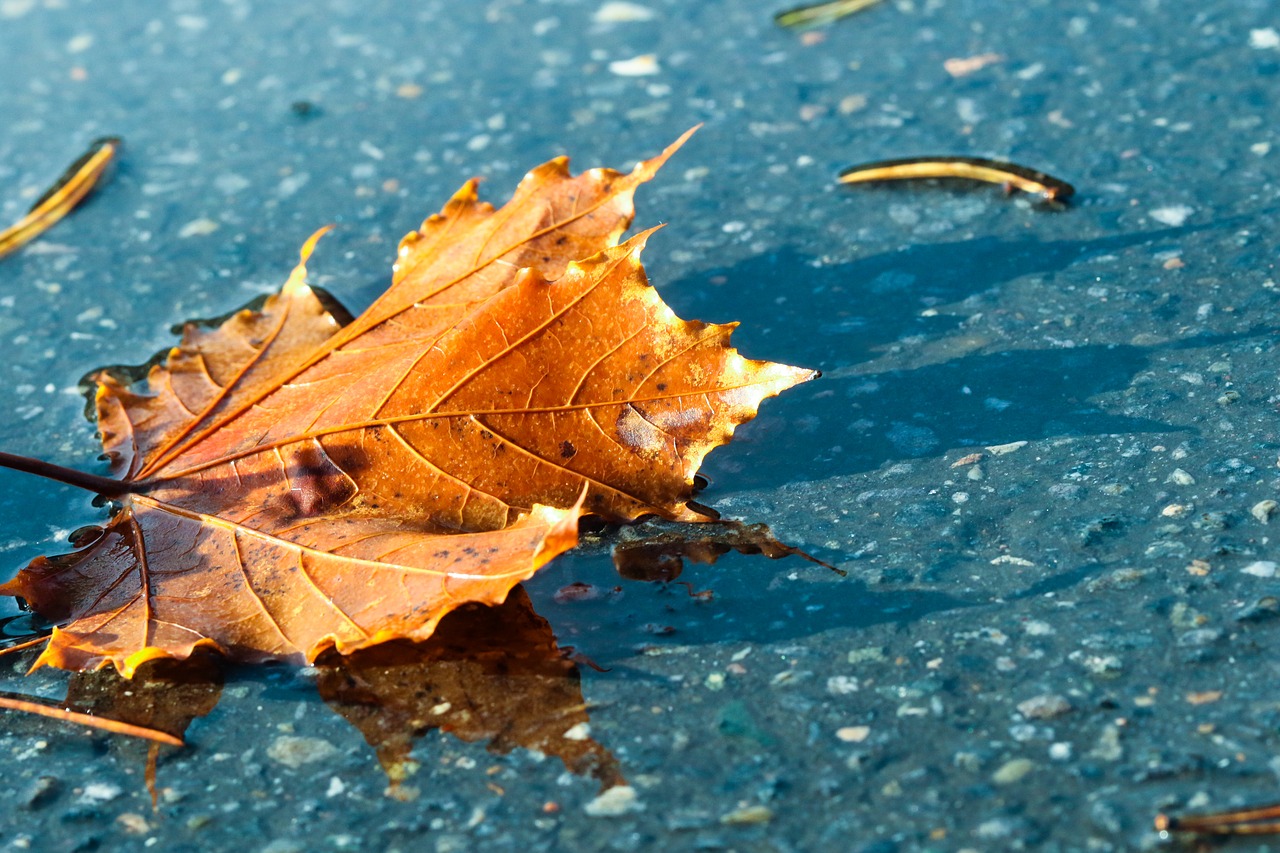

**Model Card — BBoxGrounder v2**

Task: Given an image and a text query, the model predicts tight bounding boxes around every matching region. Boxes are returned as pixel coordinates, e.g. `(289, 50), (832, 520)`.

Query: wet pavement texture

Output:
(1, 0), (1279, 850)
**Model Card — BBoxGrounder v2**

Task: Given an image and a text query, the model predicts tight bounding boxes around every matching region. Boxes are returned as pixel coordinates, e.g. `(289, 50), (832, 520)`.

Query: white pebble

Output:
(1242, 561), (1278, 578)
(178, 217), (220, 238)
(826, 675), (859, 695)
(985, 441), (1027, 456)
(267, 736), (339, 768)
(1149, 205), (1194, 227)
(1251, 500), (1277, 523)
(585, 785), (643, 817)
(608, 54), (660, 76)
(1249, 28), (1280, 50)
(79, 782), (122, 804)
(562, 722), (591, 741)
(594, 2), (654, 22)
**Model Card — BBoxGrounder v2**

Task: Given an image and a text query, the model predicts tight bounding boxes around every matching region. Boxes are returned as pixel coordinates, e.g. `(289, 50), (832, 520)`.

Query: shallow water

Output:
(1, 1), (1279, 850)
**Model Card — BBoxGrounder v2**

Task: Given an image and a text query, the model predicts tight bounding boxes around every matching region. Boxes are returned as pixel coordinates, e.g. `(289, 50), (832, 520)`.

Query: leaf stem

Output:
(0, 451), (140, 496)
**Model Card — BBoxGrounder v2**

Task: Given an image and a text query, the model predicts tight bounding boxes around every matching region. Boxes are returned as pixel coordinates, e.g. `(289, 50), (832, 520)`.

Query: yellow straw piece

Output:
(1157, 801), (1280, 837)
(0, 693), (183, 746)
(775, 0), (884, 29)
(0, 136), (121, 259)
(838, 156), (1074, 203)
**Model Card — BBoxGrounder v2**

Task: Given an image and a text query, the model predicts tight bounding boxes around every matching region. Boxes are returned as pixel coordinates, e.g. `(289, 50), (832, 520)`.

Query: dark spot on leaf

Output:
(559, 440), (577, 459)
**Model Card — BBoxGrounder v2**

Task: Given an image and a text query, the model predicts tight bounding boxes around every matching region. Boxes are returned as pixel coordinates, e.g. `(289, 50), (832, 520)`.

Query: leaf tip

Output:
(282, 225), (334, 296)
(632, 126), (700, 179)
(299, 225), (334, 263)
(449, 178), (482, 206)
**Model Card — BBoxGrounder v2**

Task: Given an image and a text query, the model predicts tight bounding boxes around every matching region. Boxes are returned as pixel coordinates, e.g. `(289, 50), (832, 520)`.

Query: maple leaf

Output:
(0, 131), (816, 677)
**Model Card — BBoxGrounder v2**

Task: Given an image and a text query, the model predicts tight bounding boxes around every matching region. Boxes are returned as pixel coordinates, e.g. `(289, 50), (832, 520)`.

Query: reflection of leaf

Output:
(0, 129), (816, 676)
(63, 655), (224, 743)
(316, 585), (622, 798)
(613, 520), (836, 582)
(58, 655), (224, 799)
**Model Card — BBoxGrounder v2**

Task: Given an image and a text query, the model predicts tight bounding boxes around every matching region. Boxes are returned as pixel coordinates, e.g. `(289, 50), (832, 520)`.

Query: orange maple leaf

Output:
(0, 131), (816, 677)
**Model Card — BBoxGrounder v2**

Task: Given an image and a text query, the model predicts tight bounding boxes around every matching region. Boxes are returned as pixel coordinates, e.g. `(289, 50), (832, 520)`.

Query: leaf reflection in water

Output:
(63, 655), (225, 745)
(613, 519), (840, 583)
(62, 655), (224, 802)
(315, 586), (623, 799)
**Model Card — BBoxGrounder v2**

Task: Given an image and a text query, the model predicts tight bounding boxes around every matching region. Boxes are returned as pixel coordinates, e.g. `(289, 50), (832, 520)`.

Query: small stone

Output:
(116, 813), (150, 834)
(585, 785), (643, 817)
(178, 217), (220, 238)
(1186, 690), (1223, 705)
(1249, 27), (1280, 49)
(562, 722), (591, 741)
(79, 782), (122, 804)
(991, 758), (1035, 785)
(594, 1), (655, 22)
(1075, 653), (1123, 678)
(20, 776), (58, 810)
(267, 736), (339, 768)
(720, 804), (773, 825)
(976, 818), (1018, 839)
(1016, 694), (1073, 720)
(826, 675), (859, 695)
(1185, 559), (1211, 576)
(1242, 561), (1278, 578)
(1251, 500), (1277, 523)
(847, 646), (887, 665)
(608, 54), (660, 76)
(1166, 468), (1195, 485)
(1235, 596), (1280, 623)
(835, 726), (870, 743)
(1149, 205), (1194, 227)
(984, 441), (1027, 456)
